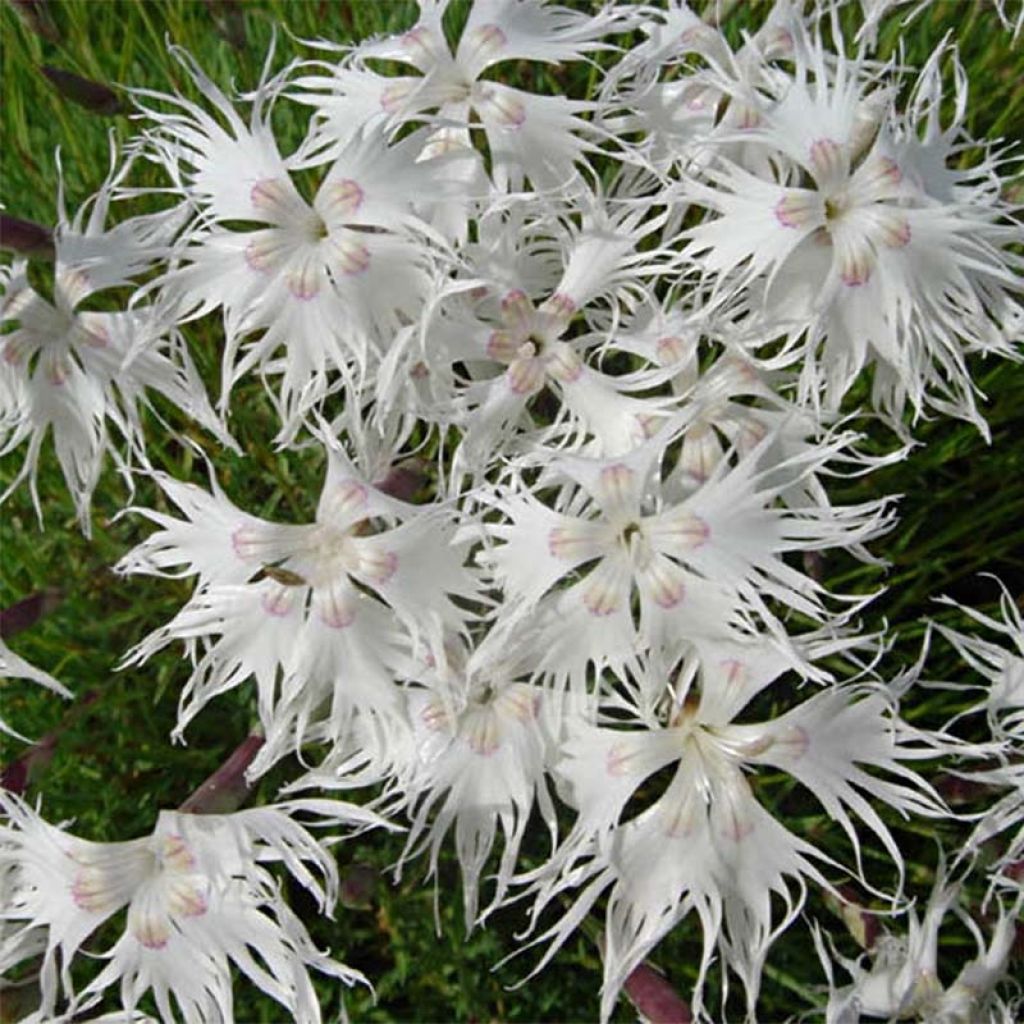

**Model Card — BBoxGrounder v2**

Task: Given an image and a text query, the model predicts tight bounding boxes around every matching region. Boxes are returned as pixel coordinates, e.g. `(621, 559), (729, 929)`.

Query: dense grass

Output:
(2, 2), (1023, 1022)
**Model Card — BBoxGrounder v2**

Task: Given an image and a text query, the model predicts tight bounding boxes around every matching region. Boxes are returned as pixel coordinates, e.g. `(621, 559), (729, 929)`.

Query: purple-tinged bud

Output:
(179, 733), (265, 814)
(0, 587), (62, 638)
(373, 458), (430, 503)
(826, 885), (881, 951)
(0, 214), (55, 260)
(41, 64), (127, 115)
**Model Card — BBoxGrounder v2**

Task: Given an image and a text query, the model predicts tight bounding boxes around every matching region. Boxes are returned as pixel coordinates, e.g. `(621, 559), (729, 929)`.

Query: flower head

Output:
(0, 794), (389, 1023)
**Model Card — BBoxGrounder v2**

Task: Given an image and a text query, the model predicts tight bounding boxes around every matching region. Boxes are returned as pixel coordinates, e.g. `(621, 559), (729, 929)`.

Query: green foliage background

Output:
(1, 2), (1022, 1022)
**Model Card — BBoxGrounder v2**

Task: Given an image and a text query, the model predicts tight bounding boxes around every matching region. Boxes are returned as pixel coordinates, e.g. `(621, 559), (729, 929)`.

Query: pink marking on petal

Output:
(486, 329), (520, 363)
(46, 359), (67, 386)
(840, 252), (872, 287)
(477, 85), (526, 128)
(763, 27), (794, 57)
(361, 549), (398, 584)
(720, 658), (747, 688)
(808, 137), (843, 181)
(463, 23), (507, 63)
(287, 268), (320, 301)
(332, 479), (368, 517)
(167, 879), (208, 918)
(160, 834), (196, 872)
(548, 525), (590, 560)
(877, 155), (902, 185)
(738, 418), (767, 450)
(662, 802), (697, 838)
(410, 360), (429, 379)
(261, 587), (295, 617)
(322, 178), (365, 220)
(401, 26), (441, 60)
(598, 463), (635, 511)
(320, 593), (356, 629)
(663, 512), (704, 552)
(506, 356), (544, 395)
(250, 178), (292, 216)
(71, 869), (110, 912)
(468, 716), (501, 756)
(606, 742), (636, 777)
(3, 340), (22, 365)
(646, 560), (686, 609)
(380, 79), (414, 113)
(720, 807), (755, 842)
(540, 291), (576, 322)
(231, 525), (264, 560)
(655, 335), (686, 364)
(772, 723), (810, 759)
(421, 700), (450, 732)
(583, 578), (618, 617)
(774, 193), (817, 229)
(734, 105), (760, 130)
(244, 237), (274, 273)
(634, 414), (661, 441)
(82, 325), (109, 348)
(881, 216), (911, 249)
(500, 288), (533, 331)
(679, 24), (713, 46)
(496, 686), (540, 725)
(337, 239), (371, 276)
(134, 918), (170, 950)
(546, 344), (583, 383)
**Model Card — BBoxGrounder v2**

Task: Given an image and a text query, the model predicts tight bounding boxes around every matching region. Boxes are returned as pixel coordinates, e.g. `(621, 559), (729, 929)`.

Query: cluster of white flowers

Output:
(2, 1), (1022, 1022)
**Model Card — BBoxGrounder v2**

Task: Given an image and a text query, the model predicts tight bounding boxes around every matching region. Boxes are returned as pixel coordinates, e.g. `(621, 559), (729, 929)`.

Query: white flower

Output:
(519, 652), (948, 1022)
(116, 435), (479, 763)
(0, 171), (223, 533)
(485, 425), (893, 687)
(139, 52), (452, 429)
(291, 0), (632, 191)
(930, 583), (1024, 888)
(682, 34), (1023, 428)
(400, 192), (682, 472)
(394, 631), (557, 927)
(0, 794), (391, 1023)
(817, 864), (1023, 1023)
(599, 0), (798, 174)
